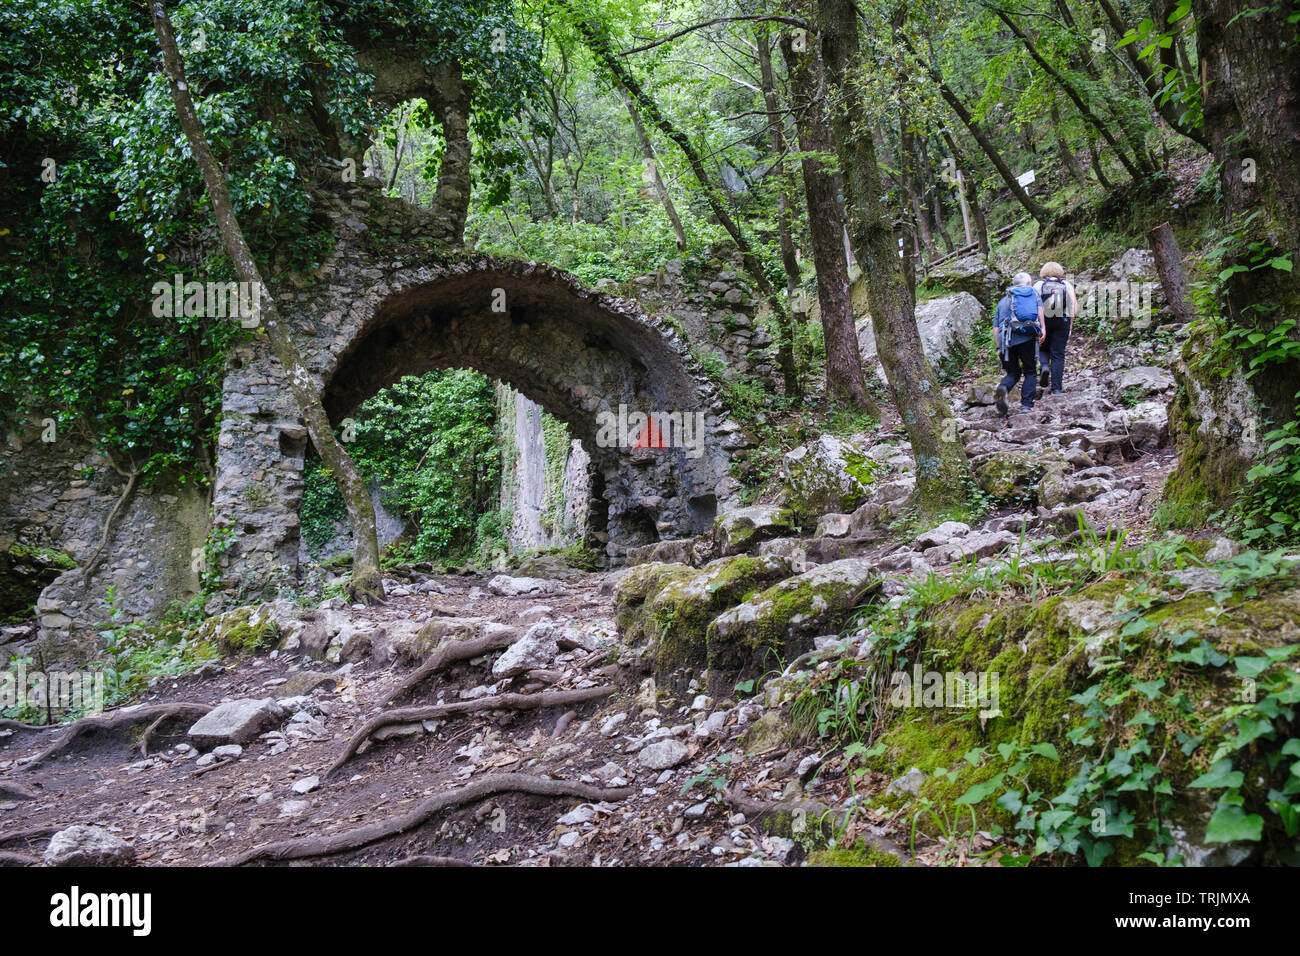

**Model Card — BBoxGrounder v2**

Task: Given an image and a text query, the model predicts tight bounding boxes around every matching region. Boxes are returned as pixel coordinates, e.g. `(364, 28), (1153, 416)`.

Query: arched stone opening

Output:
(316, 263), (731, 556)
(211, 256), (738, 591)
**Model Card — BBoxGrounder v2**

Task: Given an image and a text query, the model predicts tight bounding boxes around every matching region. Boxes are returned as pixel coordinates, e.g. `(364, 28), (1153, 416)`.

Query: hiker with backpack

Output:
(1034, 261), (1077, 395)
(993, 272), (1045, 415)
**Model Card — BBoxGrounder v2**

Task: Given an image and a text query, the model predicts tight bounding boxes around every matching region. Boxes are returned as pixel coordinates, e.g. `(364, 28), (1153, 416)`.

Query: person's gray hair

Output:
(1013, 272), (1033, 286)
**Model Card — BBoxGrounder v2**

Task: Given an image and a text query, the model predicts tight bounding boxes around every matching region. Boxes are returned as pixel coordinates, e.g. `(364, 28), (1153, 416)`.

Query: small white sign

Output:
(1016, 169), (1036, 187)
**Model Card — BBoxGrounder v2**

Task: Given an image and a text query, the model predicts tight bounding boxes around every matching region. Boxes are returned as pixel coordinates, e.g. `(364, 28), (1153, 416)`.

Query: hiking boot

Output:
(1020, 403), (1034, 414)
(994, 385), (1009, 416)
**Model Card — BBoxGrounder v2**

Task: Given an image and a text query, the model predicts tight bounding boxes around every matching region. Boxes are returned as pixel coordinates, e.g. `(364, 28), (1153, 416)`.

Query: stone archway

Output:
(211, 256), (742, 593)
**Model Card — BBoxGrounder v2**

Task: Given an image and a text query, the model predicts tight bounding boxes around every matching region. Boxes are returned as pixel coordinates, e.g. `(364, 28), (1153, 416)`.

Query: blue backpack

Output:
(998, 286), (1041, 346)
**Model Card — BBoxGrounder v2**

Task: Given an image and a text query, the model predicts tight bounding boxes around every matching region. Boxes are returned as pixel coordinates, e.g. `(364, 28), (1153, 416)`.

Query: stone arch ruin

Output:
(212, 256), (743, 594)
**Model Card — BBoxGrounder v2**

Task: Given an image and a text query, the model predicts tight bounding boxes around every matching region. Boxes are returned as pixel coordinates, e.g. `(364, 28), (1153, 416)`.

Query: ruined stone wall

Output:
(616, 245), (777, 383)
(206, 178), (745, 596)
(0, 417), (208, 664)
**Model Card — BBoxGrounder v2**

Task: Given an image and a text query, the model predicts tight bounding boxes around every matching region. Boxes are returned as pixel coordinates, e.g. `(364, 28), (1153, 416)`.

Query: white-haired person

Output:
(1033, 261), (1077, 395)
(992, 272), (1045, 415)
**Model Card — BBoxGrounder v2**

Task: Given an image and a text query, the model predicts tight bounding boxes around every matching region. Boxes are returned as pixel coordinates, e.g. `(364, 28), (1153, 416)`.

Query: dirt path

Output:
(1, 573), (879, 867)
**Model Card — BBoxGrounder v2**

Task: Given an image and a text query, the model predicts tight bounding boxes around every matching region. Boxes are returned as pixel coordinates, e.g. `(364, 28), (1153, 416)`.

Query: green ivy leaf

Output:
(1203, 803), (1263, 843)
(1189, 758), (1243, 789)
(955, 774), (1004, 806)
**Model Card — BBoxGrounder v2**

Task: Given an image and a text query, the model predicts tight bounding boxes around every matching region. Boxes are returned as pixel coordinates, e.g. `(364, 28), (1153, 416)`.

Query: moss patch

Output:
(189, 605), (278, 657)
(807, 843), (903, 867)
(861, 568), (1300, 863)
(706, 559), (880, 687)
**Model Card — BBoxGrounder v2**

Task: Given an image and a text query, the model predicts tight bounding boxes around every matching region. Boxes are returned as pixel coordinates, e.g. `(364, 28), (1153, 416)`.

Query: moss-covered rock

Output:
(781, 435), (874, 521)
(806, 843), (904, 867)
(741, 709), (792, 753)
(645, 554), (793, 672)
(613, 562), (697, 642)
(190, 604), (279, 657)
(974, 453), (1047, 505)
(1164, 324), (1264, 516)
(706, 558), (880, 686)
(918, 255), (1006, 308)
(713, 505), (796, 557)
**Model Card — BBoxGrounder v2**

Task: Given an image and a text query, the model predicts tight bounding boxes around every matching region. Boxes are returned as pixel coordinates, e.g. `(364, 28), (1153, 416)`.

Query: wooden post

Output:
(956, 170), (974, 247)
(1146, 221), (1194, 324)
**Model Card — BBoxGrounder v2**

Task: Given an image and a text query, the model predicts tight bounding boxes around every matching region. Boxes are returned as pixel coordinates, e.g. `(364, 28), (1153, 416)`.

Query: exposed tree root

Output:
(190, 757), (240, 778)
(81, 462), (140, 587)
(18, 703), (212, 771)
(223, 773), (633, 866)
(0, 780), (37, 801)
(0, 718), (56, 734)
(330, 686), (614, 774)
(723, 788), (914, 865)
(134, 711), (175, 757)
(552, 709), (577, 737)
(0, 850), (38, 866)
(0, 824), (59, 846)
(389, 629), (521, 702)
(390, 854), (472, 867)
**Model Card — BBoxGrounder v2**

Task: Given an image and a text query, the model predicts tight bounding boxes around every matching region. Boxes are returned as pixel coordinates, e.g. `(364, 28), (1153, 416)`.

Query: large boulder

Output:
(613, 562), (697, 637)
(492, 622), (560, 678)
(1118, 366), (1176, 396)
(705, 558), (880, 687)
(626, 537), (709, 568)
(919, 257), (1005, 307)
(187, 697), (285, 749)
(1109, 401), (1170, 449)
(846, 477), (916, 534)
(922, 529), (1019, 565)
(638, 554), (794, 670)
(857, 292), (985, 379)
(1164, 327), (1266, 512)
(190, 604), (279, 656)
(781, 435), (875, 520)
(973, 451), (1066, 506)
(487, 574), (556, 597)
(1108, 247), (1156, 280)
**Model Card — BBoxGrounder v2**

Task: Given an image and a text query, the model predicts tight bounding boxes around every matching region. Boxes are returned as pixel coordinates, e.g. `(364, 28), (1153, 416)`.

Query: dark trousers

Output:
(999, 339), (1038, 408)
(1039, 319), (1070, 393)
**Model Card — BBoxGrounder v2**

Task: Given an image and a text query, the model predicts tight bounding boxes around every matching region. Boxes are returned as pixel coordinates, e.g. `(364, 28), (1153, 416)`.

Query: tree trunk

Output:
(1086, 132), (1114, 189)
(955, 169), (973, 246)
(620, 90), (686, 250)
(1191, 0), (1300, 426)
(386, 104), (411, 193)
(902, 36), (1052, 225)
(1145, 221), (1194, 325)
(575, 11), (800, 398)
(780, 26), (878, 414)
(755, 25), (804, 307)
(901, 119), (935, 260)
(1051, 103), (1089, 188)
(427, 62), (472, 245)
(817, 0), (970, 515)
(149, 0), (384, 603)
(1053, 0), (1158, 172)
